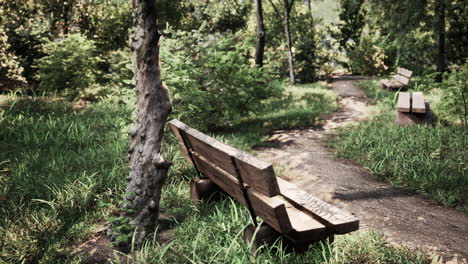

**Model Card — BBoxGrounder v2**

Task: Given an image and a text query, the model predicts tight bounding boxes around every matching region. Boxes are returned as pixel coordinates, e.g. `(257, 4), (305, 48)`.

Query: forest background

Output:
(0, 0), (467, 263)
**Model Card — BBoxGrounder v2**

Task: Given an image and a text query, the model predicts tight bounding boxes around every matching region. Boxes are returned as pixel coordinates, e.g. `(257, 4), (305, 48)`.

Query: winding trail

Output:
(255, 75), (468, 262)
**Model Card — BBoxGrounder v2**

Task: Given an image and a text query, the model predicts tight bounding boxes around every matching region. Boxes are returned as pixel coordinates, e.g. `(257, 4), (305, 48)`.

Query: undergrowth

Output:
(0, 83), (434, 263)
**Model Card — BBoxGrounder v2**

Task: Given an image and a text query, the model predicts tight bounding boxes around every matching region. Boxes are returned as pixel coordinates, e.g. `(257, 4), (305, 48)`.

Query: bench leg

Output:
(243, 223), (334, 254)
(190, 178), (222, 201)
(396, 102), (434, 126)
(243, 223), (282, 253)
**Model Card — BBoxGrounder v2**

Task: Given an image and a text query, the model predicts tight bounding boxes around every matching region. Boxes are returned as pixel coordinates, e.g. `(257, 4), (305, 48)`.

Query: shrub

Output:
(438, 62), (468, 127)
(37, 34), (101, 97)
(79, 48), (135, 103)
(348, 35), (388, 75)
(0, 25), (26, 90)
(161, 29), (282, 129)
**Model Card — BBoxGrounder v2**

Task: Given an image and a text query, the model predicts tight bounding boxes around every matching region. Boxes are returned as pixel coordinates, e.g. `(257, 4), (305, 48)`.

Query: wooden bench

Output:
(381, 67), (413, 90)
(169, 119), (359, 249)
(396, 92), (433, 126)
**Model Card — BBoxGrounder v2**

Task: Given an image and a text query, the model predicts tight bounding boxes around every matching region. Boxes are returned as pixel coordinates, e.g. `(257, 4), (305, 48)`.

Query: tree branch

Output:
(267, 0), (283, 19)
(287, 0), (295, 13)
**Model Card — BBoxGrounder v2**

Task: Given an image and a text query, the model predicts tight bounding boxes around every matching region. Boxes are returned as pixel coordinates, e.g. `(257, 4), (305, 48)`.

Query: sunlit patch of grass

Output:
(210, 82), (338, 151)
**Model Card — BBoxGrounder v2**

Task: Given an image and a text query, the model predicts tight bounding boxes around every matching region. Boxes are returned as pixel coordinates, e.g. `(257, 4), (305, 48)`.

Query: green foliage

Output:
(348, 35), (388, 75)
(37, 34), (101, 97)
(0, 24), (26, 90)
(335, 0), (366, 69)
(0, 0), (50, 83)
(79, 48), (135, 103)
(177, 0), (252, 32)
(0, 97), (132, 263)
(438, 63), (468, 126)
(446, 0), (468, 66)
(161, 29), (281, 129)
(76, 0), (132, 52)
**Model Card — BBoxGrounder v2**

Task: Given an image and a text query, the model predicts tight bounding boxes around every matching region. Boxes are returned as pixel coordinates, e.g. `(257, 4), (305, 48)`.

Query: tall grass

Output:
(0, 97), (132, 263)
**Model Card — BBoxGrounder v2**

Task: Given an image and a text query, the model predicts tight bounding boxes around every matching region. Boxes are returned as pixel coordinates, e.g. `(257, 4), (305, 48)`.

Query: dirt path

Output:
(255, 75), (468, 262)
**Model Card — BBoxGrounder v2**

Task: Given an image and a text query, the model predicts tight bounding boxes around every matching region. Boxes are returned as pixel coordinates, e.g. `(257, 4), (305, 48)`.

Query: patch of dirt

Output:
(71, 214), (176, 264)
(255, 75), (468, 263)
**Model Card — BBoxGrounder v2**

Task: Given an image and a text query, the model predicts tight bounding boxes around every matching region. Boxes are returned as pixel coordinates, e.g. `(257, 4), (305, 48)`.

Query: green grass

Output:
(0, 84), (435, 263)
(0, 97), (132, 263)
(330, 80), (468, 211)
(207, 82), (338, 150)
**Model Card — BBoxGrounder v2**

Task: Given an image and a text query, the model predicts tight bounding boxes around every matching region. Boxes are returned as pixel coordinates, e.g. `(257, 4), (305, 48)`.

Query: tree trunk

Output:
(284, 0), (295, 85)
(304, 0), (311, 15)
(112, 0), (172, 250)
(255, 0), (266, 67)
(436, 0), (446, 82)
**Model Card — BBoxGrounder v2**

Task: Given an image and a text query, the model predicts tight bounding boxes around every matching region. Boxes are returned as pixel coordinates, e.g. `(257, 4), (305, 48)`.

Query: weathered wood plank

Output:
(397, 67), (413, 78)
(169, 119), (280, 197)
(277, 178), (359, 234)
(249, 190), (327, 242)
(168, 122), (193, 166)
(395, 74), (410, 86)
(191, 152), (326, 239)
(411, 92), (426, 113)
(397, 92), (411, 112)
(396, 102), (433, 126)
(192, 153), (248, 205)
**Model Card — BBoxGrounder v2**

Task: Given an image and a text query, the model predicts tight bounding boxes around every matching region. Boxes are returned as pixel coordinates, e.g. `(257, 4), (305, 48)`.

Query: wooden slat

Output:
(192, 153), (247, 205)
(411, 92), (426, 113)
(397, 67), (413, 78)
(192, 153), (326, 239)
(277, 178), (359, 234)
(395, 74), (410, 86)
(397, 92), (411, 112)
(169, 119), (280, 197)
(169, 123), (193, 166)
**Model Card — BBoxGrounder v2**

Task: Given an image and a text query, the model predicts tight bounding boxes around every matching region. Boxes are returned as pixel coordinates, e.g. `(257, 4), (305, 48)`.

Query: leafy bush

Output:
(438, 63), (468, 127)
(76, 0), (132, 52)
(348, 35), (388, 75)
(79, 48), (135, 103)
(0, 25), (26, 90)
(161, 29), (282, 129)
(37, 34), (101, 97)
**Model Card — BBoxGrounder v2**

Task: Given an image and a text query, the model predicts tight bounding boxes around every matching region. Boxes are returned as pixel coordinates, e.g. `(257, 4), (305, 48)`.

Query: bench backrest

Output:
(395, 67), (413, 86)
(169, 119), (293, 234)
(169, 119), (280, 197)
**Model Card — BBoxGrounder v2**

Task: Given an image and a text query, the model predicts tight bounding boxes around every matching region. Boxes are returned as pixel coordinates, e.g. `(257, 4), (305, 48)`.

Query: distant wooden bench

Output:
(381, 67), (413, 90)
(396, 92), (433, 126)
(169, 119), (359, 250)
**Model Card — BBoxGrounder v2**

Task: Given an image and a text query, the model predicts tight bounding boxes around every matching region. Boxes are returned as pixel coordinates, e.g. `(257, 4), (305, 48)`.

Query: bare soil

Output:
(255, 75), (468, 263)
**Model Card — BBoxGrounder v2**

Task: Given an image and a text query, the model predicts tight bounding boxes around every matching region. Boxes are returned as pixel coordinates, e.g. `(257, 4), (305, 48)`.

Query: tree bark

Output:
(284, 0), (295, 85)
(255, 0), (266, 67)
(436, 0), (446, 82)
(304, 0), (311, 15)
(112, 0), (172, 250)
